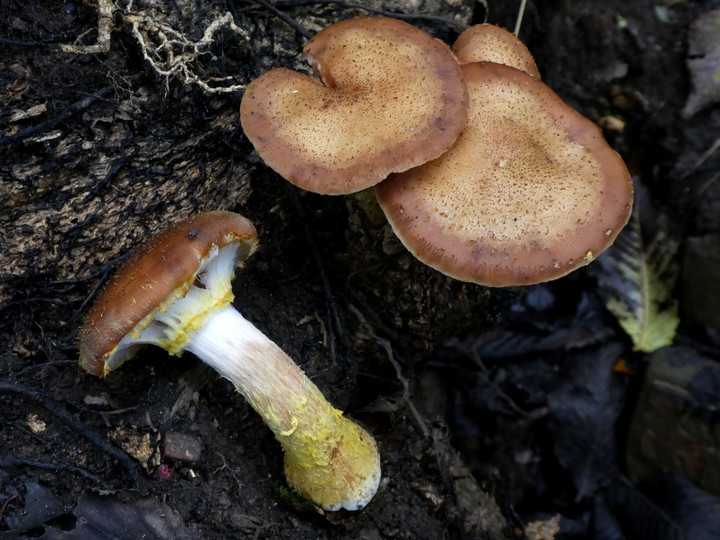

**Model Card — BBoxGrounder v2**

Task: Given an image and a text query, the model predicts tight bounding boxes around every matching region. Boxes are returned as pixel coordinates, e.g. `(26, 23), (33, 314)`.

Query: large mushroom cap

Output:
(79, 211), (258, 376)
(240, 16), (468, 195)
(452, 23), (541, 78)
(376, 62), (633, 287)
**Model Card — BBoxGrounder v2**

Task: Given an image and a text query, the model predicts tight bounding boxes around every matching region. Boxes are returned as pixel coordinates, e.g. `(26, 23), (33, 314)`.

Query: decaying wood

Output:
(0, 0), (472, 307)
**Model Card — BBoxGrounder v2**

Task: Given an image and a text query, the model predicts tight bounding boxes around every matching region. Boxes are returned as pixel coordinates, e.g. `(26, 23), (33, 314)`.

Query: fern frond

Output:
(597, 196), (680, 352)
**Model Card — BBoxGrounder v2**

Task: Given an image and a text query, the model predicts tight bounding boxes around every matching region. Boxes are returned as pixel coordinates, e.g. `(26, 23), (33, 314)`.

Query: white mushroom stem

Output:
(109, 243), (380, 511)
(187, 305), (327, 436)
(185, 305), (381, 511)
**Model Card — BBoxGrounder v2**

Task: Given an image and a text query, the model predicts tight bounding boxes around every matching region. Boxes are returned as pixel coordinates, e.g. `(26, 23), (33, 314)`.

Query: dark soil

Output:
(2, 0), (720, 538)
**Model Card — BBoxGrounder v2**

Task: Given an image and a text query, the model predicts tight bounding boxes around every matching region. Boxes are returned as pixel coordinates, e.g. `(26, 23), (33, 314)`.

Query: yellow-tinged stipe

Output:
(188, 305), (381, 511)
(281, 398), (381, 511)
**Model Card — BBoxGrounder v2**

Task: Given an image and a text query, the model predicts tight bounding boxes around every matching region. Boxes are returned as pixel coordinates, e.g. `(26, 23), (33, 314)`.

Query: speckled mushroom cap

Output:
(376, 62), (633, 287)
(240, 16), (468, 195)
(452, 24), (541, 78)
(78, 211), (258, 376)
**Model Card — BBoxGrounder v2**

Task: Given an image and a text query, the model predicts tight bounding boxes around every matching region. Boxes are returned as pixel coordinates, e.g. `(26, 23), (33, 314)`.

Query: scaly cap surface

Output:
(376, 62), (633, 286)
(240, 16), (468, 195)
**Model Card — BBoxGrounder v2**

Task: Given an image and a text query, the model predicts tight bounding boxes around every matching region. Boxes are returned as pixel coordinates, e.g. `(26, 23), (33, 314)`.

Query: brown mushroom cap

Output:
(240, 16), (468, 195)
(452, 24), (541, 78)
(78, 211), (258, 376)
(375, 62), (633, 287)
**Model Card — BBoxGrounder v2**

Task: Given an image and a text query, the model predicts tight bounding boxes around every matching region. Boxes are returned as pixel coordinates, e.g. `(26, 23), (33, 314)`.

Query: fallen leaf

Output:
(683, 9), (720, 118)
(596, 186), (680, 353)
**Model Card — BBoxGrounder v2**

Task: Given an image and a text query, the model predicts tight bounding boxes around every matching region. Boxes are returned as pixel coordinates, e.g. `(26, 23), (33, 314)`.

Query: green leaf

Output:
(596, 191), (680, 352)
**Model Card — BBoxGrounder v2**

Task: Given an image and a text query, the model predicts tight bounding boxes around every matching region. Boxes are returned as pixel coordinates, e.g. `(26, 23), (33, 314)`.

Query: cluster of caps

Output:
(240, 17), (634, 287)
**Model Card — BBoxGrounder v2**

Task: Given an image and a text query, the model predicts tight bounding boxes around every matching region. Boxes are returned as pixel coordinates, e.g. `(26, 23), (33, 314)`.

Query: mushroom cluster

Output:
(79, 211), (381, 511)
(241, 17), (633, 286)
(77, 16), (632, 516)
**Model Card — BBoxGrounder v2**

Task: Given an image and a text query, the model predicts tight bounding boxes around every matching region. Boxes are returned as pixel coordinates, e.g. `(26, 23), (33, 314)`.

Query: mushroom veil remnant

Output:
(78, 211), (380, 511)
(376, 62), (633, 287)
(240, 16), (468, 195)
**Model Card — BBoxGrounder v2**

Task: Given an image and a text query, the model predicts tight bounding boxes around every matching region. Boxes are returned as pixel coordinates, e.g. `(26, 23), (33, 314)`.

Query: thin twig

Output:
(0, 74), (144, 149)
(213, 451), (244, 493)
(347, 304), (429, 438)
(267, 0), (469, 32)
(681, 136), (720, 180)
(81, 154), (132, 204)
(0, 35), (76, 46)
(455, 342), (526, 417)
(242, 0), (313, 40)
(690, 170), (720, 208)
(0, 453), (109, 488)
(284, 184), (347, 372)
(0, 382), (144, 490)
(514, 0), (528, 36)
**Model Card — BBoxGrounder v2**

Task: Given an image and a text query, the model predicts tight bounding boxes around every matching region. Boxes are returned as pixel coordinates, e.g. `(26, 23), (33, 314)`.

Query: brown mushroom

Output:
(79, 211), (381, 511)
(375, 62), (633, 287)
(452, 23), (541, 78)
(240, 16), (468, 195)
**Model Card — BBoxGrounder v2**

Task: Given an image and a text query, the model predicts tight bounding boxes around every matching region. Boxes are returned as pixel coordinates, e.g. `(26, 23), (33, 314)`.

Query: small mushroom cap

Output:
(376, 62), (633, 287)
(452, 24), (541, 78)
(240, 16), (468, 195)
(78, 211), (258, 376)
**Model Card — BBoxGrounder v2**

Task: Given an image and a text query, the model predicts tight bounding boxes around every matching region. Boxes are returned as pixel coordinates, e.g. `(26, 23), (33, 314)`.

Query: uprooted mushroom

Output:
(78, 211), (381, 511)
